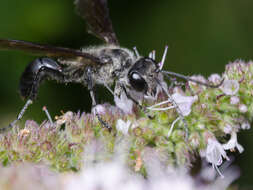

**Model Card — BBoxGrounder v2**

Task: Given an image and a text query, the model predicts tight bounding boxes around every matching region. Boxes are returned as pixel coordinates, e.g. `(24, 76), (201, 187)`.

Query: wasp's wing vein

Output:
(74, 0), (119, 45)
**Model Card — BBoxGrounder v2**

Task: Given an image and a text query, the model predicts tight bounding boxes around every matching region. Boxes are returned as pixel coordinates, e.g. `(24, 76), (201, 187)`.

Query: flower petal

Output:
(114, 92), (134, 114)
(172, 93), (198, 116)
(220, 80), (239, 95)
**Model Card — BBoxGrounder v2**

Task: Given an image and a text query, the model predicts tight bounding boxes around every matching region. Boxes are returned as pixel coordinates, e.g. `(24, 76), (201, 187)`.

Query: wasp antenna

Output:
(159, 45), (168, 70)
(133, 46), (140, 58)
(162, 70), (224, 88)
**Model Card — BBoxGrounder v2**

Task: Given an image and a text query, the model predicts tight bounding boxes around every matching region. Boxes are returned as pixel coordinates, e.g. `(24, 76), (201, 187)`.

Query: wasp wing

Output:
(75, 0), (119, 45)
(0, 39), (100, 63)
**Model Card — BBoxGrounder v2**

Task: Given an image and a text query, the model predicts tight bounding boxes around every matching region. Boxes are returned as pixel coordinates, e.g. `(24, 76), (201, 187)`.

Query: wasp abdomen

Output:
(19, 58), (63, 100)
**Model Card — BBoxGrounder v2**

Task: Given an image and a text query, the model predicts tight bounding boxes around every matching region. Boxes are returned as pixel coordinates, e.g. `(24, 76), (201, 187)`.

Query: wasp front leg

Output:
(113, 82), (148, 115)
(1, 58), (64, 133)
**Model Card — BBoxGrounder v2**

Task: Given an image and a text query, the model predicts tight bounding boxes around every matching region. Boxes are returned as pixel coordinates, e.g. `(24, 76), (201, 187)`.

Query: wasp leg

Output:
(0, 58), (64, 133)
(157, 79), (189, 139)
(89, 90), (112, 131)
(119, 84), (143, 109)
(86, 67), (112, 131)
(0, 99), (33, 133)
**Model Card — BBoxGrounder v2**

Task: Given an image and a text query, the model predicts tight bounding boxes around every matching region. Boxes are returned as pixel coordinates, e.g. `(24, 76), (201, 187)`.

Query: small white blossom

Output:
(196, 123), (205, 130)
(238, 104), (248, 113)
(230, 96), (240, 105)
(223, 132), (244, 153)
(171, 93), (198, 116)
(241, 121), (251, 130)
(206, 138), (229, 165)
(56, 111), (73, 125)
(208, 73), (222, 84)
(116, 119), (131, 135)
(220, 79), (239, 95)
(206, 138), (229, 177)
(114, 92), (133, 114)
(91, 104), (106, 115)
(189, 75), (207, 84)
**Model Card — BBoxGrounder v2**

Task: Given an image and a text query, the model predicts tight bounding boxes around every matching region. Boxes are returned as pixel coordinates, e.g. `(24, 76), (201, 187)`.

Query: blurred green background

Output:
(0, 0), (253, 188)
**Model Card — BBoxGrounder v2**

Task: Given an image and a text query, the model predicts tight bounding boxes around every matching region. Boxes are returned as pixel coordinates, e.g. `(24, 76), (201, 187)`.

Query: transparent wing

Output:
(75, 0), (119, 45)
(0, 39), (100, 64)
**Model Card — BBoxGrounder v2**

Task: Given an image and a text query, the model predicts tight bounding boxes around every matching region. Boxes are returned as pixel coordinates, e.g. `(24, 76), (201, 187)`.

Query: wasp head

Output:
(127, 57), (162, 98)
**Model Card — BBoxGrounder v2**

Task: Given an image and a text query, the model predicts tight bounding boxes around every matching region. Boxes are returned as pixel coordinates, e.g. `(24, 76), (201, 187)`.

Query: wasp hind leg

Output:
(0, 99), (33, 133)
(86, 67), (112, 131)
(0, 58), (64, 133)
(90, 89), (112, 131)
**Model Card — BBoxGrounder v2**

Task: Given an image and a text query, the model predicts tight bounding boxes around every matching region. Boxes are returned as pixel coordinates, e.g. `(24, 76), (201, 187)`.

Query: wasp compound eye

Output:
(128, 71), (148, 92)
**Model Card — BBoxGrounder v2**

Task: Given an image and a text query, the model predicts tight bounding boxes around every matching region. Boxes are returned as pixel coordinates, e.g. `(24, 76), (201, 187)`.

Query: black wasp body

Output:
(0, 0), (221, 132)
(20, 45), (161, 106)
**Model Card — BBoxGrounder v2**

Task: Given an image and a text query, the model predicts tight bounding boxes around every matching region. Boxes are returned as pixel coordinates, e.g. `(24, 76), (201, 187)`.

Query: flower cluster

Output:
(0, 60), (252, 189)
(0, 143), (240, 190)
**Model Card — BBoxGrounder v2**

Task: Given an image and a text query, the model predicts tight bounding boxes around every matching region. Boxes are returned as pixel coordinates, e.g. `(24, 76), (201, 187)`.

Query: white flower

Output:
(241, 121), (250, 130)
(206, 138), (229, 177)
(147, 92), (197, 117)
(171, 93), (198, 116)
(206, 138), (229, 166)
(56, 111), (73, 125)
(238, 104), (248, 113)
(222, 131), (244, 153)
(220, 79), (239, 95)
(114, 92), (134, 114)
(230, 96), (240, 105)
(116, 119), (131, 135)
(208, 73), (222, 84)
(91, 104), (106, 115)
(189, 75), (207, 85)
